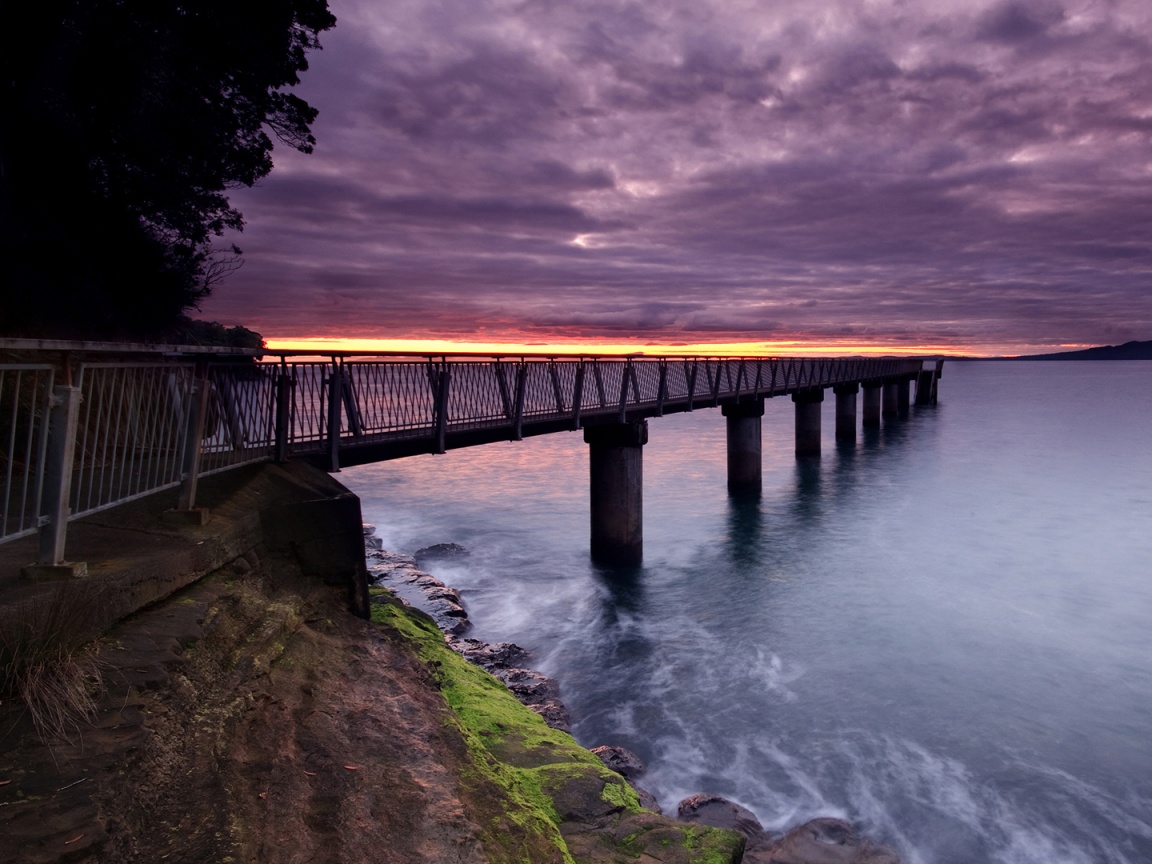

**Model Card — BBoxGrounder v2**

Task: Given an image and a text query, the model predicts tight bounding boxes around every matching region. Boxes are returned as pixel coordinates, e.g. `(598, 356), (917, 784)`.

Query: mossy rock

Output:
(371, 597), (744, 864)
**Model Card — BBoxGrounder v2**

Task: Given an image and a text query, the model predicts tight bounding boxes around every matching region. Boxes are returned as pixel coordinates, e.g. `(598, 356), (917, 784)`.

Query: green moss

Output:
(599, 775), (641, 810)
(372, 600), (575, 863)
(682, 824), (745, 864)
(370, 597), (744, 864)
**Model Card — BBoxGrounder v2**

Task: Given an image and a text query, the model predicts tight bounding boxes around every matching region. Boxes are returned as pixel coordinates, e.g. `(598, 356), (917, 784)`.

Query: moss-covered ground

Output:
(371, 594), (745, 864)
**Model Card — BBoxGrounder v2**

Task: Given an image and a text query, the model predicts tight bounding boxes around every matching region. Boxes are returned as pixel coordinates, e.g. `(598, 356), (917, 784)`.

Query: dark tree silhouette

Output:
(1, 0), (335, 339)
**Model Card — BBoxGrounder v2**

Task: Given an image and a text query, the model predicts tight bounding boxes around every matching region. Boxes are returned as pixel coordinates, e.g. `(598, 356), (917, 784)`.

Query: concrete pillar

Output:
(585, 421), (647, 567)
(722, 399), (764, 495)
(833, 383), (858, 444)
(897, 378), (911, 414)
(862, 382), (882, 429)
(792, 389), (824, 457)
(915, 369), (935, 405)
(882, 381), (899, 417)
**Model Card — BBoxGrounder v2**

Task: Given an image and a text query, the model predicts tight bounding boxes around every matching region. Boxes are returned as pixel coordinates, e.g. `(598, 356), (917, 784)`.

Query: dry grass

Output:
(0, 581), (108, 742)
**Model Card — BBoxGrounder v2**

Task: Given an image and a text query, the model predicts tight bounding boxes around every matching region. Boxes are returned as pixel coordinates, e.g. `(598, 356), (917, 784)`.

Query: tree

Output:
(0, 0), (335, 338)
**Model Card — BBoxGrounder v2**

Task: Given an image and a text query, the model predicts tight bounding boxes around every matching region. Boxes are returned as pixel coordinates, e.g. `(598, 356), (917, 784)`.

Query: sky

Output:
(201, 0), (1152, 356)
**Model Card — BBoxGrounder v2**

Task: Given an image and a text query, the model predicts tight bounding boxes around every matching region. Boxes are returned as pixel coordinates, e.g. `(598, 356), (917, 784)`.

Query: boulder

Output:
(425, 585), (463, 605)
(524, 698), (572, 732)
(493, 667), (561, 702)
(633, 785), (663, 814)
(590, 745), (646, 781)
(446, 637), (532, 671)
(762, 818), (901, 864)
(414, 543), (470, 565)
(677, 793), (766, 842)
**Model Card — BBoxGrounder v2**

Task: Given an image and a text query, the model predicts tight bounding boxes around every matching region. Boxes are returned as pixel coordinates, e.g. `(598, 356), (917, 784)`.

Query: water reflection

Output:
(792, 457), (823, 521)
(724, 495), (763, 566)
(592, 563), (645, 614)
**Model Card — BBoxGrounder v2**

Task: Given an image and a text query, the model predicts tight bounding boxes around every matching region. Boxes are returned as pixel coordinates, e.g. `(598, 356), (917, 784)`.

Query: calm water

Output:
(344, 361), (1152, 864)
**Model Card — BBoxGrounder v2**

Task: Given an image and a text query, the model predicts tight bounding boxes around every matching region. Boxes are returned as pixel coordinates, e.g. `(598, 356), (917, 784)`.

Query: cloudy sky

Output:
(201, 0), (1152, 355)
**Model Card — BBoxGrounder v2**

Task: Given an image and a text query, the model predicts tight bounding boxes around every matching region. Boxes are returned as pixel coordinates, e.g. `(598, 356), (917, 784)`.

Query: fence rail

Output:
(0, 348), (928, 565)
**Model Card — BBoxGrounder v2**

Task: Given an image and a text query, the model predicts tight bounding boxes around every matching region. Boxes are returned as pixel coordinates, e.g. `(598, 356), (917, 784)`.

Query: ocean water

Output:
(343, 361), (1152, 864)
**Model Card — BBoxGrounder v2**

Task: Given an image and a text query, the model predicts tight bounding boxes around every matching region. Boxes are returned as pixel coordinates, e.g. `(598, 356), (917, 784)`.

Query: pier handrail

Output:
(1, 340), (929, 566)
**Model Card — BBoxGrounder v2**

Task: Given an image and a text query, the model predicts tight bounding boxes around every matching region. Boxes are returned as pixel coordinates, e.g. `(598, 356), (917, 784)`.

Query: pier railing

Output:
(0, 342), (926, 566)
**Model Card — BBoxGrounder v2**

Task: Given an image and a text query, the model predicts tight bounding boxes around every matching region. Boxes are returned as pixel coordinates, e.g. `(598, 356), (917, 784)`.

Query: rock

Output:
(446, 637), (532, 670)
(425, 585), (463, 605)
(414, 543), (470, 565)
(493, 667), (561, 702)
(524, 699), (572, 732)
(368, 563), (472, 633)
(365, 550), (419, 582)
(763, 818), (901, 864)
(633, 785), (663, 814)
(439, 610), (471, 635)
(590, 745), (646, 781)
(677, 793), (765, 840)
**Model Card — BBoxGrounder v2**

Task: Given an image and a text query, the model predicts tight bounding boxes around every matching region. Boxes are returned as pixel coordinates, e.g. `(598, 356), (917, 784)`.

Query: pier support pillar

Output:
(915, 361), (943, 405)
(862, 382), (882, 429)
(793, 389), (824, 458)
(585, 421), (647, 567)
(897, 378), (911, 414)
(722, 399), (764, 496)
(834, 383), (858, 444)
(882, 381), (899, 417)
(915, 369), (935, 405)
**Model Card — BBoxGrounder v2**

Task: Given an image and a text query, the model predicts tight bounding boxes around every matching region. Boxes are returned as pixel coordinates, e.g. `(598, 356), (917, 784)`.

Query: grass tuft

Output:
(0, 582), (108, 741)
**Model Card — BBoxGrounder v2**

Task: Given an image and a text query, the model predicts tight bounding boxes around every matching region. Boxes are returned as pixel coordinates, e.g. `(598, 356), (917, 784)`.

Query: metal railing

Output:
(300, 356), (924, 459)
(1, 365), (55, 542)
(0, 344), (930, 566)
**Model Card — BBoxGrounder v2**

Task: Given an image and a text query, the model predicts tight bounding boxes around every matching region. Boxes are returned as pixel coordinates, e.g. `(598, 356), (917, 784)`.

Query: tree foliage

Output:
(1, 0), (335, 338)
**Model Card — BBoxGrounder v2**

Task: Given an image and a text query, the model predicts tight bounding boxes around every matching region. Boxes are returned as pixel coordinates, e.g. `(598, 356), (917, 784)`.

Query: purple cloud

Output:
(202, 0), (1152, 352)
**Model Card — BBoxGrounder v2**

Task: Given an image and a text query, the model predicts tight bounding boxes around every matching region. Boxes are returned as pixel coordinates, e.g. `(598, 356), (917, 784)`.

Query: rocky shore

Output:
(364, 527), (901, 864)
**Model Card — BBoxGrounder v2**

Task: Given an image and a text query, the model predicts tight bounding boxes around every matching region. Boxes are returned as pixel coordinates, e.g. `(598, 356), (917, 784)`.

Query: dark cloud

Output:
(202, 0), (1152, 353)
(976, 1), (1064, 44)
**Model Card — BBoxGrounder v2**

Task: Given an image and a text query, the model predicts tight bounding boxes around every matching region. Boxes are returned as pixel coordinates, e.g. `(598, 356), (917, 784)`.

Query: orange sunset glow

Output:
(266, 336), (995, 358)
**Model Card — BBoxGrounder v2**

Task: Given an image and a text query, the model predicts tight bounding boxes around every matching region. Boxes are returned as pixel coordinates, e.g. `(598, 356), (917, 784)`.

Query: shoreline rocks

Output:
(678, 794), (900, 863)
(362, 526), (900, 864)
(365, 532), (572, 732)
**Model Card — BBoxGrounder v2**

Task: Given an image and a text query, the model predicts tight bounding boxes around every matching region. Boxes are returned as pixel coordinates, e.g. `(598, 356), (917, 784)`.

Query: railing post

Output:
(275, 367), (292, 462)
(549, 361), (565, 412)
(327, 361), (343, 470)
(341, 368), (364, 437)
(432, 365), (451, 454)
(495, 361), (513, 419)
(176, 373), (210, 510)
(656, 360), (667, 416)
(32, 385), (82, 571)
(513, 363), (527, 440)
(572, 362), (586, 430)
(617, 359), (632, 423)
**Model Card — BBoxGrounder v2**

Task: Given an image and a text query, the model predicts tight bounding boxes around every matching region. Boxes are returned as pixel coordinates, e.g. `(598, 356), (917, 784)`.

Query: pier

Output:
(1, 341), (941, 570)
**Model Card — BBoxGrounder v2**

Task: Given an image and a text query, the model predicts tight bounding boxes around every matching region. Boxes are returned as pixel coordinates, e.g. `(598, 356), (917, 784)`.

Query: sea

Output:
(342, 361), (1152, 864)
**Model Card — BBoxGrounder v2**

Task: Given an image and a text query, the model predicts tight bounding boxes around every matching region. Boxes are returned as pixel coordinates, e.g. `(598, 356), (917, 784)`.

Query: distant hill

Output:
(1011, 340), (1152, 360)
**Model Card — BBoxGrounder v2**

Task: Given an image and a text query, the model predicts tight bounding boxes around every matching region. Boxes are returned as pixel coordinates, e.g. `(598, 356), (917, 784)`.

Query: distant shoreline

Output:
(951, 339), (1152, 361)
